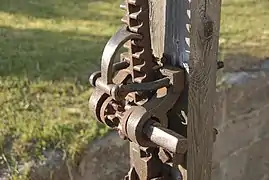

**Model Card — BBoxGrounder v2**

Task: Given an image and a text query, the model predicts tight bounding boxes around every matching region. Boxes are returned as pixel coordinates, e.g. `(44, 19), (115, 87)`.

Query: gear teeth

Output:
(120, 0), (156, 102)
(129, 25), (143, 33)
(120, 52), (131, 61)
(121, 14), (129, 24)
(127, 0), (138, 5)
(133, 61), (146, 71)
(132, 49), (145, 59)
(129, 11), (141, 20)
(123, 43), (130, 49)
(123, 41), (142, 50)
(134, 76), (146, 83)
(120, 2), (127, 9)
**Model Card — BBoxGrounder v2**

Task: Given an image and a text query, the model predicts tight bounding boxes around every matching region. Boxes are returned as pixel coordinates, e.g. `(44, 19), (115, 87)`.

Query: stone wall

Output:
(212, 74), (269, 180)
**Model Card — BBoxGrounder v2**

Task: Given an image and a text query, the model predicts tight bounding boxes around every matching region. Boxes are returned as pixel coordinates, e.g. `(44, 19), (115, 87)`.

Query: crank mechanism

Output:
(89, 0), (223, 179)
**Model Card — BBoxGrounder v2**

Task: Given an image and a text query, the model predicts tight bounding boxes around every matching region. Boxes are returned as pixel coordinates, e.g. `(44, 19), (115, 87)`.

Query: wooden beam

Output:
(188, 1), (222, 180)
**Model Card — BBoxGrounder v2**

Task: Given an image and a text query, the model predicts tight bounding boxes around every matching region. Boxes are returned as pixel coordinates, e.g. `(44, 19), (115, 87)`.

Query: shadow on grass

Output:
(0, 0), (122, 23)
(0, 26), (109, 83)
(0, 0), (124, 84)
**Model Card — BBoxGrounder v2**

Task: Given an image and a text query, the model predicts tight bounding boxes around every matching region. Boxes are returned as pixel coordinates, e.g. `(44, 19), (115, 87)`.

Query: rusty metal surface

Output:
(88, 0), (189, 179)
(143, 121), (187, 154)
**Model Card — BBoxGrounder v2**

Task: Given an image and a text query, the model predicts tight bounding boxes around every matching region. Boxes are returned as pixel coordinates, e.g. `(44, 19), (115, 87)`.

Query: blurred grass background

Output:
(0, 0), (268, 178)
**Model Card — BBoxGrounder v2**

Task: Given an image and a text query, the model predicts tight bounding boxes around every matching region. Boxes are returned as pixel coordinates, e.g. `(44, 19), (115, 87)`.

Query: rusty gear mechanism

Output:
(89, 0), (188, 179)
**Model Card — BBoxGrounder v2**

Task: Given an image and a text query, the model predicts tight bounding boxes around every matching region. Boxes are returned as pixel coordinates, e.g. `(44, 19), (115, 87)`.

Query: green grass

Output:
(0, 0), (122, 178)
(220, 0), (269, 58)
(0, 0), (269, 179)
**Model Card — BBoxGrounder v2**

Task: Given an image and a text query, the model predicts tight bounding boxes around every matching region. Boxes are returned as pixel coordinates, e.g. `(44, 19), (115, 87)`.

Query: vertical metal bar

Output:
(164, 0), (191, 71)
(149, 0), (190, 179)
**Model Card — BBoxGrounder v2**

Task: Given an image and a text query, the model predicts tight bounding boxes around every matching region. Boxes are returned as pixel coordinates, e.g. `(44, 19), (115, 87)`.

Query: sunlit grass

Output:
(0, 0), (122, 178)
(220, 0), (269, 57)
(0, 11), (119, 36)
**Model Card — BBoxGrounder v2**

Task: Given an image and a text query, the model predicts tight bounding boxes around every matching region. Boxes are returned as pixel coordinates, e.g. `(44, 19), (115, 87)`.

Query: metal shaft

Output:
(143, 120), (187, 154)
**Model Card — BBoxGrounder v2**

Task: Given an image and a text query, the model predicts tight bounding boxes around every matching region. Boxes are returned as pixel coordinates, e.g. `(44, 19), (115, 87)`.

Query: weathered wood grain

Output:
(149, 0), (166, 59)
(148, 1), (190, 180)
(187, 0), (222, 180)
(149, 0), (222, 179)
(149, 0), (190, 67)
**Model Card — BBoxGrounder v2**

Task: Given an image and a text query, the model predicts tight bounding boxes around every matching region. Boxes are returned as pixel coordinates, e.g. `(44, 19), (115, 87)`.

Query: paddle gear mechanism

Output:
(89, 0), (223, 179)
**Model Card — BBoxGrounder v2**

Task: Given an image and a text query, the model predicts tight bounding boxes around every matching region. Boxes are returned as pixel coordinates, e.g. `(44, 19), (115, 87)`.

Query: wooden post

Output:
(149, 0), (222, 180)
(188, 0), (222, 180)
